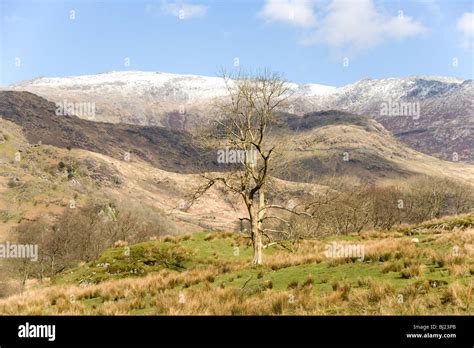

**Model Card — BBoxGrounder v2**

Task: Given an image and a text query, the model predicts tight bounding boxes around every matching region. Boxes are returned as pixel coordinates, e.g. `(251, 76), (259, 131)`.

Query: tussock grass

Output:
(400, 264), (425, 279)
(398, 214), (474, 235)
(1, 222), (473, 315)
(441, 282), (473, 310)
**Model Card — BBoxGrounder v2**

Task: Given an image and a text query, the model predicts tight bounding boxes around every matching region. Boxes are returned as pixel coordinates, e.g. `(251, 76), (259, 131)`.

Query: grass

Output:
(0, 214), (473, 315)
(397, 214), (474, 235)
(56, 240), (192, 285)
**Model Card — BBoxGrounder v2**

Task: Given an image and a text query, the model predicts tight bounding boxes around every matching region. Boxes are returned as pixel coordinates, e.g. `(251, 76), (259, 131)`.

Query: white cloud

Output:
(147, 1), (208, 19)
(259, 0), (426, 52)
(456, 12), (474, 50)
(303, 0), (426, 50)
(258, 0), (317, 27)
(383, 13), (428, 40)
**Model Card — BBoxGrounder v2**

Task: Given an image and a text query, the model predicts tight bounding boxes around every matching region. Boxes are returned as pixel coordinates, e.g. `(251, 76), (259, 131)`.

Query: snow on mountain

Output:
(13, 70), (339, 101)
(302, 76), (473, 161)
(13, 71), (231, 101)
(7, 71), (473, 161)
(15, 71), (464, 109)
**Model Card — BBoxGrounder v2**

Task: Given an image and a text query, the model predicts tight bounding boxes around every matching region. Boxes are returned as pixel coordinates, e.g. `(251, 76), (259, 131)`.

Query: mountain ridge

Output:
(5, 71), (473, 161)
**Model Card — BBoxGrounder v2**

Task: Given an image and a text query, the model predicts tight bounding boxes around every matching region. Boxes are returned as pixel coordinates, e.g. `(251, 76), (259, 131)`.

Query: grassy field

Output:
(0, 214), (472, 315)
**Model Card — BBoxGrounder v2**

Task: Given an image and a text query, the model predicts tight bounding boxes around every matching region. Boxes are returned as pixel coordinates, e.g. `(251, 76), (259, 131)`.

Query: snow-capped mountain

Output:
(11, 70), (336, 110)
(300, 76), (473, 161)
(6, 71), (473, 160)
(9, 71), (336, 127)
(303, 75), (470, 115)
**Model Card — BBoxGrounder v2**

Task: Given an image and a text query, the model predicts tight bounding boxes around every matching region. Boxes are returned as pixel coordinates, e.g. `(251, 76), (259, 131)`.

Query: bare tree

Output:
(190, 69), (315, 265)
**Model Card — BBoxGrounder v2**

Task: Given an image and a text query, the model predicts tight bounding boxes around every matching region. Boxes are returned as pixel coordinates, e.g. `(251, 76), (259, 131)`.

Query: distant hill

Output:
(7, 71), (473, 161)
(1, 91), (472, 185)
(0, 91), (212, 173)
(301, 77), (474, 161)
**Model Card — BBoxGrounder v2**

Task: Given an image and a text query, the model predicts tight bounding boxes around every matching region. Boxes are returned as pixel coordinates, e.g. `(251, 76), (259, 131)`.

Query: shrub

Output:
(382, 260), (403, 273)
(441, 283), (472, 309)
(332, 280), (351, 300)
(400, 264), (424, 279)
(366, 281), (394, 304)
(9, 200), (178, 285)
(287, 176), (473, 239)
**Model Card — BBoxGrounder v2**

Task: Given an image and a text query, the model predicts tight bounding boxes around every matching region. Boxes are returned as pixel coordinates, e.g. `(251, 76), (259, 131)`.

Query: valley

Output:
(6, 72), (472, 161)
(0, 73), (472, 315)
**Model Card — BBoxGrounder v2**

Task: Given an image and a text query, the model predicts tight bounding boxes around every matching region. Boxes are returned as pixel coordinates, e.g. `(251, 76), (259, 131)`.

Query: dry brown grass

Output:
(0, 225), (472, 315)
(382, 260), (403, 273)
(0, 266), (224, 315)
(441, 282), (473, 310)
(264, 251), (324, 271)
(360, 278), (394, 304)
(331, 280), (352, 300)
(448, 264), (471, 277)
(363, 238), (417, 262)
(401, 263), (425, 279)
(434, 228), (474, 245)
(1, 272), (472, 315)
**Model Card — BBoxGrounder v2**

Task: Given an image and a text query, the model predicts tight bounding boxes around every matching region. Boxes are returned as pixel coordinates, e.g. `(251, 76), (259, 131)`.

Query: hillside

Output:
(0, 110), (334, 240)
(1, 90), (473, 307)
(0, 91), (213, 173)
(0, 214), (472, 315)
(271, 110), (474, 184)
(8, 71), (336, 128)
(1, 91), (473, 242)
(0, 117), (243, 239)
(7, 71), (473, 160)
(302, 77), (474, 161)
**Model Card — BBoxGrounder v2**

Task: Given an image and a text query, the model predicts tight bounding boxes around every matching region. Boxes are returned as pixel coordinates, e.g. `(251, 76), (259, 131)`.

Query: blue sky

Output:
(1, 0), (473, 86)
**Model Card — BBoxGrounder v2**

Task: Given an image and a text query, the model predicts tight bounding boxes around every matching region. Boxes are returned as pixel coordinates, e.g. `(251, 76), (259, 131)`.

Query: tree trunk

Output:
(252, 224), (263, 265)
(252, 189), (265, 265)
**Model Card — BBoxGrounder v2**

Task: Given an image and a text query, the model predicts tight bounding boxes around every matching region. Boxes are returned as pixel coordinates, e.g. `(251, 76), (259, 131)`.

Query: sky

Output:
(0, 0), (473, 86)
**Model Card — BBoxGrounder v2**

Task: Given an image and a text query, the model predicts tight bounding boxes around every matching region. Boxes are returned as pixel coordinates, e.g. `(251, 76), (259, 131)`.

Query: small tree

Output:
(191, 69), (312, 265)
